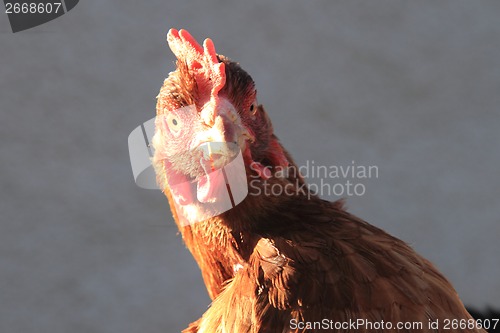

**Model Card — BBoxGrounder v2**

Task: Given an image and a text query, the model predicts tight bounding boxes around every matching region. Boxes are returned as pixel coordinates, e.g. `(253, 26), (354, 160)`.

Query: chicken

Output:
(151, 28), (486, 333)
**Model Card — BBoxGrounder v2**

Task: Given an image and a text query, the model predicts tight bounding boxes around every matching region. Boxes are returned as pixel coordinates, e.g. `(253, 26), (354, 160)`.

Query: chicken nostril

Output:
(205, 119), (215, 127)
(200, 110), (216, 127)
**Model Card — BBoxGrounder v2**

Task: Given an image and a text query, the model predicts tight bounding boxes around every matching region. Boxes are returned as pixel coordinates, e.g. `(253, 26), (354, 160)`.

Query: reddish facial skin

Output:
(152, 29), (484, 333)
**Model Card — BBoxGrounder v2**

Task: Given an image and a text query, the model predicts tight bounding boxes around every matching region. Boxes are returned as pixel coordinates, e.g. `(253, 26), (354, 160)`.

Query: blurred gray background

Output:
(1, 1), (499, 332)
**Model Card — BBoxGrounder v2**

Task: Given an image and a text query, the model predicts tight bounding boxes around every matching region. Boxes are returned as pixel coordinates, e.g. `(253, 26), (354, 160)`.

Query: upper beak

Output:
(190, 98), (253, 153)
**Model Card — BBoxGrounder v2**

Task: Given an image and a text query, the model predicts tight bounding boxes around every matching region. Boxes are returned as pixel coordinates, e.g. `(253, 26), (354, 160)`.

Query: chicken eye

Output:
(250, 101), (258, 114)
(166, 113), (181, 135)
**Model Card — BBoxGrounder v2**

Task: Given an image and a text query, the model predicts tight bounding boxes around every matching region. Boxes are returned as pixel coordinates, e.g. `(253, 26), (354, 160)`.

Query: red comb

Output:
(167, 29), (226, 104)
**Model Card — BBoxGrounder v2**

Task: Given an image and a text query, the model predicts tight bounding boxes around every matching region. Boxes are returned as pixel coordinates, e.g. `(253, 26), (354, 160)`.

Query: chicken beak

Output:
(191, 98), (252, 154)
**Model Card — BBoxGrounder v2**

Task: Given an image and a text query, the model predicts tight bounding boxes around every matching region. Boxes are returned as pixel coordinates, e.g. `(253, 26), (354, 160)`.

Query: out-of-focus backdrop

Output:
(1, 1), (499, 332)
